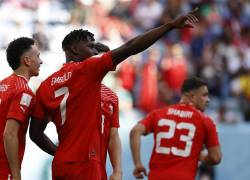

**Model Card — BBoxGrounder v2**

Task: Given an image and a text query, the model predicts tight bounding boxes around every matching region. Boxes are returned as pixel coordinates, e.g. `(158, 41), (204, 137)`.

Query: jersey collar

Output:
(13, 73), (29, 83)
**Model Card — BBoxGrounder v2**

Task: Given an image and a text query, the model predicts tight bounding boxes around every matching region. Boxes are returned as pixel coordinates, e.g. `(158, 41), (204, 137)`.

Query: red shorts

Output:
(0, 167), (11, 180)
(52, 161), (102, 180)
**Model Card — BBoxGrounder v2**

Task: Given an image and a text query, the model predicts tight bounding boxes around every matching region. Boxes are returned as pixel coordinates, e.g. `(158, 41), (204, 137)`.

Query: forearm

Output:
(199, 146), (222, 165)
(31, 134), (57, 156)
(112, 23), (174, 65)
(127, 23), (173, 56)
(200, 152), (220, 165)
(108, 132), (122, 173)
(130, 130), (143, 166)
(29, 117), (57, 156)
(3, 133), (21, 179)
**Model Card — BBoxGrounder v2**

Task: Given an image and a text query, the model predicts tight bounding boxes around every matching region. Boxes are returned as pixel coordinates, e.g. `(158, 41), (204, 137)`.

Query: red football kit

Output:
(140, 104), (220, 180)
(100, 84), (119, 180)
(0, 74), (35, 179)
(32, 52), (115, 180)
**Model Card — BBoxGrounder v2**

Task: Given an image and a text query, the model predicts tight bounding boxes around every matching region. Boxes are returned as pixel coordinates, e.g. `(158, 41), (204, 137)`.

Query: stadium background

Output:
(0, 0), (250, 179)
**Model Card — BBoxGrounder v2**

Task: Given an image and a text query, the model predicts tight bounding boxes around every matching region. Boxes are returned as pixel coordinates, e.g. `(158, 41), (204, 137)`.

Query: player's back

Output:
(36, 53), (115, 163)
(141, 104), (216, 180)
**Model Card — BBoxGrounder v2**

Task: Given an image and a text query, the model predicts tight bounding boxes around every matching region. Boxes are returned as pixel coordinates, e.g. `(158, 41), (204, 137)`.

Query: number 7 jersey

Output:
(139, 104), (219, 180)
(33, 52), (115, 163)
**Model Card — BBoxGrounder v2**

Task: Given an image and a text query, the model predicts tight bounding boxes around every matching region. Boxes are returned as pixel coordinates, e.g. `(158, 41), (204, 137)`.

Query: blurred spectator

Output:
(133, 0), (163, 30)
(137, 48), (160, 113)
(160, 43), (188, 100)
(0, 0), (250, 123)
(32, 21), (49, 51)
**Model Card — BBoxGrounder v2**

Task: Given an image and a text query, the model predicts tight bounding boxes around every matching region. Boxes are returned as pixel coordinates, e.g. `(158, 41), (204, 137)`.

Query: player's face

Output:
(192, 86), (210, 112)
(25, 45), (43, 76)
(75, 37), (98, 60)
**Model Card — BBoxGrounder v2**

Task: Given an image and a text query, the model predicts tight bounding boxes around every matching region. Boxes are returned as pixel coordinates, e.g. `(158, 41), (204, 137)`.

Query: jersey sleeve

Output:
(31, 87), (48, 120)
(204, 117), (220, 148)
(81, 51), (116, 81)
(111, 98), (119, 128)
(139, 111), (155, 133)
(7, 89), (35, 124)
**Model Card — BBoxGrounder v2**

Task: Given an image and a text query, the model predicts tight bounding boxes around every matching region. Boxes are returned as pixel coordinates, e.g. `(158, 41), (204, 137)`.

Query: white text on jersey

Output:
(51, 72), (72, 86)
(167, 108), (193, 118)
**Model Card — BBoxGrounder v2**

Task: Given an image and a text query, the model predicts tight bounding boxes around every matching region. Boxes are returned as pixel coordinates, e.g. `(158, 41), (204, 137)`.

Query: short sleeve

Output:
(7, 89), (35, 124)
(111, 99), (119, 128)
(81, 51), (116, 81)
(139, 112), (155, 133)
(31, 88), (48, 120)
(204, 117), (220, 148)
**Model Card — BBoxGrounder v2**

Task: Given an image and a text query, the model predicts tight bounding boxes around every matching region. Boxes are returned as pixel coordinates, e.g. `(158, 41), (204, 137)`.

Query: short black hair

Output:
(62, 29), (95, 51)
(181, 77), (207, 93)
(6, 37), (35, 70)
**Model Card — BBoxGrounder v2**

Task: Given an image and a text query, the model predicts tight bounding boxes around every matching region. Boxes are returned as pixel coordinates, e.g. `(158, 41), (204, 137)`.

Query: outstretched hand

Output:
(170, 8), (199, 29)
(133, 164), (147, 179)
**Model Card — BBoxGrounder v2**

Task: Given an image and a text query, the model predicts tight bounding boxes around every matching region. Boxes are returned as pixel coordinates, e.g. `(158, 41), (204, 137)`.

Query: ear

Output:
(70, 44), (79, 55)
(22, 55), (31, 67)
(187, 91), (195, 99)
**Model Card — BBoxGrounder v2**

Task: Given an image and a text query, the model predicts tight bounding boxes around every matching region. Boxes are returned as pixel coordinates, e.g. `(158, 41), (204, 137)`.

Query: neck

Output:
(14, 68), (30, 81)
(65, 53), (80, 63)
(179, 96), (194, 107)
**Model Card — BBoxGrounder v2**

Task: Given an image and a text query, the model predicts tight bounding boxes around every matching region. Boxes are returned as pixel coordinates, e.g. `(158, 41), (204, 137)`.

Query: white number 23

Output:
(156, 119), (196, 157)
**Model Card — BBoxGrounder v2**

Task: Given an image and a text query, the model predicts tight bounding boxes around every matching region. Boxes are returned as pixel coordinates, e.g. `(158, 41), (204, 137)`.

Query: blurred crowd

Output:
(1, 0), (250, 124)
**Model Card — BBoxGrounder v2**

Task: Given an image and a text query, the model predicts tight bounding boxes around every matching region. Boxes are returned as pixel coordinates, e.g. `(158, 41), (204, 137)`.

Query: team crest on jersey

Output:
(20, 93), (32, 107)
(109, 104), (114, 114)
(0, 84), (10, 92)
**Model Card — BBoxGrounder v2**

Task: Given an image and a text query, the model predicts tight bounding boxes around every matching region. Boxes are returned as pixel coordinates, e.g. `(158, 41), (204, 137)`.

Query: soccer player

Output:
(30, 9), (198, 180)
(130, 77), (222, 180)
(100, 84), (122, 180)
(0, 37), (42, 180)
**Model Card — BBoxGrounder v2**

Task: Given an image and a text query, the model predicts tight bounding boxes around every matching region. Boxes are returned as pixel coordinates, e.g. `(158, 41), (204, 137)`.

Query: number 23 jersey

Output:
(139, 104), (219, 179)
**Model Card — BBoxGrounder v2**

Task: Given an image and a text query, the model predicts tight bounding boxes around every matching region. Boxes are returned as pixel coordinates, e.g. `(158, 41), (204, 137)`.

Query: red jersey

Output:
(32, 52), (115, 163)
(140, 104), (219, 180)
(0, 74), (35, 177)
(100, 84), (119, 179)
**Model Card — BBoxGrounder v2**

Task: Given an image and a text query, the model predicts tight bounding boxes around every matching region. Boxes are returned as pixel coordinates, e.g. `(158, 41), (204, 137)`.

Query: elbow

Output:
(208, 152), (222, 165)
(130, 127), (137, 140)
(211, 154), (222, 165)
(29, 129), (40, 143)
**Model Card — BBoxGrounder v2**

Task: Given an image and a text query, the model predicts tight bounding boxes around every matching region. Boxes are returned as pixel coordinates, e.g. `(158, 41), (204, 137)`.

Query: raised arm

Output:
(29, 117), (57, 156)
(111, 8), (198, 65)
(130, 123), (148, 179)
(108, 128), (122, 180)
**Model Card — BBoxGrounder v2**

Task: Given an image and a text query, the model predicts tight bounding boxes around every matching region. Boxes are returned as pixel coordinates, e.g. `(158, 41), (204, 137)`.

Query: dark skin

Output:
(30, 8), (198, 156)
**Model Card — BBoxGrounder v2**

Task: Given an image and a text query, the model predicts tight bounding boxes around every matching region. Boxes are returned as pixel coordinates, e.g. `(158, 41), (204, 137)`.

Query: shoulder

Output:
(146, 107), (168, 119)
(101, 84), (118, 102)
(14, 76), (34, 96)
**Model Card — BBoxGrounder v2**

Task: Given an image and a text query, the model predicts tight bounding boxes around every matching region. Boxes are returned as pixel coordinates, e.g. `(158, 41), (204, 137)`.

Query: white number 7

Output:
(54, 87), (69, 125)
